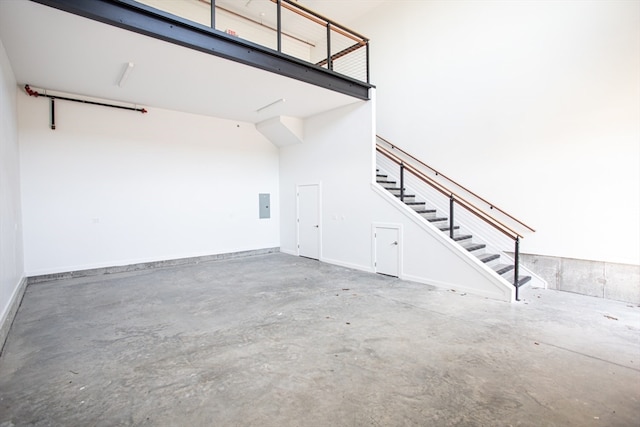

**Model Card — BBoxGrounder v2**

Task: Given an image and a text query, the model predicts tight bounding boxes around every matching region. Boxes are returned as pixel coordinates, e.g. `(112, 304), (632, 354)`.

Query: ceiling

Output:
(0, 0), (384, 123)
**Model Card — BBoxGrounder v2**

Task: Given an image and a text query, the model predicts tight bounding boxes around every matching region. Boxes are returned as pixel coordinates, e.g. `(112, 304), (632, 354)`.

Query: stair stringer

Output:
(376, 155), (547, 290)
(371, 183), (516, 302)
(401, 178), (546, 288)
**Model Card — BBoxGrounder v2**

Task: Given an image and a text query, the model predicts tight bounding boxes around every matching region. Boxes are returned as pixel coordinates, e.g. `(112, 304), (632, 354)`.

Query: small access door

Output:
(374, 225), (400, 277)
(297, 184), (320, 260)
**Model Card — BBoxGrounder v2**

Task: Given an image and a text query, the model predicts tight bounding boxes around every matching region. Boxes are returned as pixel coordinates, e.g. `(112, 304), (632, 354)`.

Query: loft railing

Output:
(376, 136), (535, 300)
(134, 0), (370, 83)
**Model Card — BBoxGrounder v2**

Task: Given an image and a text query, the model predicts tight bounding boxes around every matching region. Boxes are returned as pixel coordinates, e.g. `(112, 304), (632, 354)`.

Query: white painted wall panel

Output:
(18, 94), (280, 275)
(354, 0), (640, 265)
(0, 39), (25, 330)
(279, 92), (513, 301)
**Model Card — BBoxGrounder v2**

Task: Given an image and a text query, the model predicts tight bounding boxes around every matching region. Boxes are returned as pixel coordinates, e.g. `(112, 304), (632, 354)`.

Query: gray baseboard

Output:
(0, 276), (27, 356)
(517, 253), (640, 304)
(27, 247), (280, 285)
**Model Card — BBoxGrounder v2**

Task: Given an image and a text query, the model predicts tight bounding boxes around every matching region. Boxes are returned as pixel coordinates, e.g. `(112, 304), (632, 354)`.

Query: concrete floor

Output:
(0, 253), (638, 426)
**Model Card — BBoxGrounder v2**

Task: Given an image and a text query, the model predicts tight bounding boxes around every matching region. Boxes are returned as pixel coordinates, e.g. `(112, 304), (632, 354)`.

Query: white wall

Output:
(354, 0), (640, 265)
(0, 39), (25, 334)
(280, 94), (514, 301)
(19, 93), (280, 275)
(279, 100), (375, 269)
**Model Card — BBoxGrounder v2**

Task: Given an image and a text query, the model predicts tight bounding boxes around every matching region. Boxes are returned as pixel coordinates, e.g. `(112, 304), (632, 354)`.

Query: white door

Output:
(297, 184), (320, 260)
(375, 226), (400, 277)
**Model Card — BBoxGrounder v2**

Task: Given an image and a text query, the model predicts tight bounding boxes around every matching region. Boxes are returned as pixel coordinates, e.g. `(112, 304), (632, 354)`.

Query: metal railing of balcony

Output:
(135, 0), (370, 83)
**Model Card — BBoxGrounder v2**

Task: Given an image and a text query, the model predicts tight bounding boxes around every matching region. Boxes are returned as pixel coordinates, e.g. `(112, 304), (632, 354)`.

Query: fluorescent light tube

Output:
(256, 98), (286, 113)
(118, 62), (135, 87)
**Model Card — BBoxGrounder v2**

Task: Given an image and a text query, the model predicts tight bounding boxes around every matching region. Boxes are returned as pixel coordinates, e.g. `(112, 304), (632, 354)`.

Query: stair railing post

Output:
(210, 0), (216, 29)
(326, 23), (333, 71)
(449, 195), (455, 239)
(514, 237), (520, 301)
(276, 0), (282, 52)
(399, 163), (405, 202)
(366, 41), (370, 83)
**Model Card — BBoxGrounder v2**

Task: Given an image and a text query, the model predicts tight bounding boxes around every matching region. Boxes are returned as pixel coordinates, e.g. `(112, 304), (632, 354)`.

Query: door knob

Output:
(392, 241), (398, 245)
(314, 225), (319, 228)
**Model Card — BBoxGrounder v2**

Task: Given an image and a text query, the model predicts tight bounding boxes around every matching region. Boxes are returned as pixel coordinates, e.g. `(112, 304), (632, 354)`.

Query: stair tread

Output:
(404, 201), (425, 205)
(462, 242), (486, 252)
(427, 217), (449, 222)
(516, 276), (532, 287)
(394, 193), (415, 198)
(502, 274), (532, 288)
(479, 253), (500, 263)
(438, 225), (460, 231)
(453, 234), (472, 242)
(494, 264), (515, 275)
(416, 209), (437, 214)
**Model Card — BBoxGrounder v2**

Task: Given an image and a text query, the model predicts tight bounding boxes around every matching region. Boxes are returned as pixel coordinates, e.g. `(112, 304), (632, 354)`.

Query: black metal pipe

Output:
(514, 237), (520, 301)
(276, 0), (282, 52)
(326, 23), (332, 70)
(400, 163), (405, 202)
(449, 196), (455, 239)
(25, 85), (147, 114)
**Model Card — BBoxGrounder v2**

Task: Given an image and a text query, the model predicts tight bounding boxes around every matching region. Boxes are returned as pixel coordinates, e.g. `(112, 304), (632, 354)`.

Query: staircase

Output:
(376, 167), (532, 293)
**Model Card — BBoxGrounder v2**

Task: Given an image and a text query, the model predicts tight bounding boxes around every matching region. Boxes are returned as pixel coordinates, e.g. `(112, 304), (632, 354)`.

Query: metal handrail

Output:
(271, 0), (369, 43)
(376, 145), (523, 240)
(377, 135), (535, 233)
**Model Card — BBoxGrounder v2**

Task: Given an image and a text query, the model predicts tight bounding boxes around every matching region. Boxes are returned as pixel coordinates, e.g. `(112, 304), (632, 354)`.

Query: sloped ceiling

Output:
(0, 0), (383, 123)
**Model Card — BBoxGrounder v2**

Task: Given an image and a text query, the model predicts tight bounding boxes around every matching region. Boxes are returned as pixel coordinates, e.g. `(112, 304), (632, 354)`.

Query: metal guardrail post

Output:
(276, 0), (282, 52)
(210, 0), (215, 29)
(50, 98), (55, 130)
(514, 237), (520, 301)
(449, 196), (455, 239)
(326, 23), (333, 70)
(366, 41), (370, 83)
(400, 163), (405, 202)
